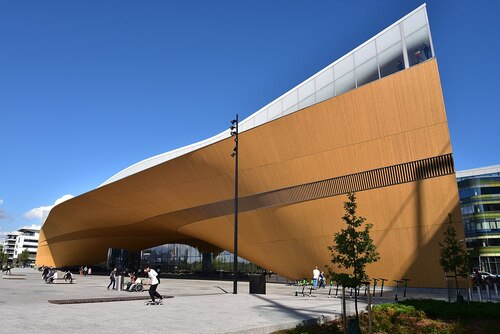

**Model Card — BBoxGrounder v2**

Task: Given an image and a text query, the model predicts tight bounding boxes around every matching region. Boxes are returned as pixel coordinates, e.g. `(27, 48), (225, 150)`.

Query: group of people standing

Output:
(312, 266), (326, 289)
(79, 266), (91, 276)
(414, 42), (432, 64)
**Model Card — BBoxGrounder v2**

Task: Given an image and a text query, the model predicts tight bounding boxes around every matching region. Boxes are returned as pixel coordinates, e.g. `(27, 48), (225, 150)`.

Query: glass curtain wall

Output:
(140, 244), (263, 279)
(249, 6), (435, 126)
(458, 175), (500, 274)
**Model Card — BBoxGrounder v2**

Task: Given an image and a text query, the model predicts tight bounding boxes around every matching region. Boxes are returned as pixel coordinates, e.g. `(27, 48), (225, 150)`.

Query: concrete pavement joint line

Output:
(216, 285), (229, 293)
(48, 295), (174, 304)
(174, 292), (229, 298)
(250, 293), (318, 319)
(2, 276), (26, 279)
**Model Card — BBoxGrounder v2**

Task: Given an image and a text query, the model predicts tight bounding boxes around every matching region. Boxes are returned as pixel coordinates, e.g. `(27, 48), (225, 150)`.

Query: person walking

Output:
(319, 271), (326, 288)
(312, 266), (320, 289)
(107, 268), (117, 290)
(145, 266), (163, 303)
(42, 266), (50, 281)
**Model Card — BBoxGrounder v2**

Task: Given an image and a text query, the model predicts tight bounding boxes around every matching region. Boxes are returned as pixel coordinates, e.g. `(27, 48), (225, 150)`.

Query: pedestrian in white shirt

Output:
(312, 266), (320, 289)
(145, 266), (163, 303)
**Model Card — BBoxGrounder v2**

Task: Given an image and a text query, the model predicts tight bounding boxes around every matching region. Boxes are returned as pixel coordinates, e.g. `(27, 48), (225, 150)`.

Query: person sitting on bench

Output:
(128, 277), (141, 292)
(125, 272), (136, 291)
(46, 270), (58, 283)
(63, 271), (73, 283)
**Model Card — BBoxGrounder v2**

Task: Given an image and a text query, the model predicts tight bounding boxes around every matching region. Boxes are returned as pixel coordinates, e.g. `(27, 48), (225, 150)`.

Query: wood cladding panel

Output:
(37, 59), (462, 287)
(178, 175), (462, 287)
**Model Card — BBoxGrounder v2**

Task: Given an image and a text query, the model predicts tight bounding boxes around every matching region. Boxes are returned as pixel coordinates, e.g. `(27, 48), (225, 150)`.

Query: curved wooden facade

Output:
(36, 59), (463, 287)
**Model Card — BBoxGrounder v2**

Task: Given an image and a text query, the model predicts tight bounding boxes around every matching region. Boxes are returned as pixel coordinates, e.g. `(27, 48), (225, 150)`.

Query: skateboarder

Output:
(144, 266), (163, 304)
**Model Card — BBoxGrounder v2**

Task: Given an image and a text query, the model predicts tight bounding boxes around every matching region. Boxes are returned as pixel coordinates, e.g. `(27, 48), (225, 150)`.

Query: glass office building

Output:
(457, 165), (500, 274)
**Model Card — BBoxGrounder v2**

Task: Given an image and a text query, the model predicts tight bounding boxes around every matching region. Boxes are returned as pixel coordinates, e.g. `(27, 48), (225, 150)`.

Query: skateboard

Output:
(145, 300), (163, 305)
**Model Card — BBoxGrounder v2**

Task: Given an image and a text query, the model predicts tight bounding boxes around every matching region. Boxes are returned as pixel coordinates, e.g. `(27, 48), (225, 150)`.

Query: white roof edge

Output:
(101, 129), (232, 186)
(100, 4), (428, 187)
(4, 231), (21, 236)
(18, 227), (41, 232)
(240, 3), (428, 127)
(456, 165), (500, 178)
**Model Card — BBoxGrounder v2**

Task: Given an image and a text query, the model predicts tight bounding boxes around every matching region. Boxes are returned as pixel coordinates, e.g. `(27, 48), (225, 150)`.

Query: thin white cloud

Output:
(23, 205), (51, 221)
(54, 194), (74, 205)
(23, 194), (74, 221)
(0, 223), (40, 237)
(22, 224), (41, 230)
(0, 198), (3, 205)
(0, 227), (17, 237)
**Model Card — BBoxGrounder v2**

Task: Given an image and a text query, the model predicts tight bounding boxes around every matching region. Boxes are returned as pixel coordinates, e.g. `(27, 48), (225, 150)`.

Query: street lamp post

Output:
(230, 114), (239, 294)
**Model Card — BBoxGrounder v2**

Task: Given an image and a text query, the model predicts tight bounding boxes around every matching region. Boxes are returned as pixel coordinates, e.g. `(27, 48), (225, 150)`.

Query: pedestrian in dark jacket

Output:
(107, 268), (117, 290)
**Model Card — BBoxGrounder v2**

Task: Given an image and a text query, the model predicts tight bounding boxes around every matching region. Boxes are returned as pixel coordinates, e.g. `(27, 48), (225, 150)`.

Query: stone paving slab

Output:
(1, 268), (498, 333)
(0, 269), (349, 333)
(2, 275), (26, 279)
(48, 295), (173, 304)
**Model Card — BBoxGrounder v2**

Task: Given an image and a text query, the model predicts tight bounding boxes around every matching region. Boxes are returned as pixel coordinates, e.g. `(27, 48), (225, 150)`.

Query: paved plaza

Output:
(1, 268), (498, 333)
(0, 268), (351, 333)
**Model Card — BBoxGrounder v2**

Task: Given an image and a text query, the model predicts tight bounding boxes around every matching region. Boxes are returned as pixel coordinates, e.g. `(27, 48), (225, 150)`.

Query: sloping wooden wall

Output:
(37, 59), (463, 287)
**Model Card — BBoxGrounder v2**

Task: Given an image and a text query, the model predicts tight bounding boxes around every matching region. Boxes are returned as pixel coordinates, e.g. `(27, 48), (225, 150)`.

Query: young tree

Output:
(18, 249), (31, 267)
(439, 213), (469, 300)
(0, 245), (8, 268)
(327, 192), (380, 322)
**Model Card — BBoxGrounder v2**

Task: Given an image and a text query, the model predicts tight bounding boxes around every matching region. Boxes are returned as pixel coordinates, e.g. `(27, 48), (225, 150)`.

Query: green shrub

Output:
(362, 303), (454, 334)
(276, 300), (500, 334)
(273, 321), (341, 334)
(373, 303), (425, 319)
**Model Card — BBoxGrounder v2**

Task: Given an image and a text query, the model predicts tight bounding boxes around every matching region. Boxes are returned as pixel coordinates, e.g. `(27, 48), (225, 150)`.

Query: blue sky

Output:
(1, 1), (499, 234)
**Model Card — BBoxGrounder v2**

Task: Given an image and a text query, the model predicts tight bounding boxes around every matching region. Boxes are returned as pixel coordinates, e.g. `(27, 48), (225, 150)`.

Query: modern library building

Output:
(37, 4), (464, 287)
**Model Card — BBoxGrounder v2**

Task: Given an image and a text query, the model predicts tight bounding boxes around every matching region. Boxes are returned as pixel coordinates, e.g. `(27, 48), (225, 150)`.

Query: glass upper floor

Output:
(459, 186), (500, 200)
(458, 173), (500, 236)
(458, 177), (500, 209)
(100, 4), (436, 186)
(462, 194), (500, 234)
(241, 4), (434, 125)
(456, 165), (500, 182)
(464, 218), (500, 234)
(458, 176), (500, 194)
